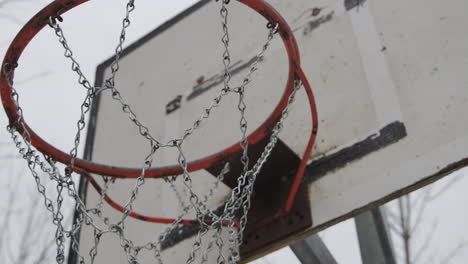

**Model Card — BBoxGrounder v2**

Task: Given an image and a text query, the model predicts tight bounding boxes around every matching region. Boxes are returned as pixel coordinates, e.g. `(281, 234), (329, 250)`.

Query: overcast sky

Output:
(1, 1), (467, 264)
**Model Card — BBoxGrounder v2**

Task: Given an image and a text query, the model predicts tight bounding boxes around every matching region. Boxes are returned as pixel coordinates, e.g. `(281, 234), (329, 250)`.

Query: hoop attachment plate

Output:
(207, 134), (313, 261)
(240, 182), (312, 262)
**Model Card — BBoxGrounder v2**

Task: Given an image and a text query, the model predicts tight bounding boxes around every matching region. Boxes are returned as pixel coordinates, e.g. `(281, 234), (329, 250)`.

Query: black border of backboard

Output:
(67, 0), (407, 262)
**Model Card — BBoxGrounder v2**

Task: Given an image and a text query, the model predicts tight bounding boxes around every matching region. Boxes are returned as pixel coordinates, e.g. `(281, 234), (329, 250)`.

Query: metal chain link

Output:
(102, 0), (162, 148)
(218, 2), (244, 261)
(48, 1), (153, 263)
(3, 63), (70, 262)
(49, 1), (164, 262)
(3, 60), (111, 263)
(48, 18), (93, 91)
(238, 78), (303, 243)
(88, 176), (112, 225)
(5, 51), (130, 264)
(48, 14), (106, 263)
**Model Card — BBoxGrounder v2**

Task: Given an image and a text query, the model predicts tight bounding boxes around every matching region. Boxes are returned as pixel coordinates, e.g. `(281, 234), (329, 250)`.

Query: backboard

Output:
(73, 0), (468, 262)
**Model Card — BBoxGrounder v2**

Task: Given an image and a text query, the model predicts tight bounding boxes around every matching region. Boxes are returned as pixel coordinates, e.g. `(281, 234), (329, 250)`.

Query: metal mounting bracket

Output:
(207, 135), (313, 261)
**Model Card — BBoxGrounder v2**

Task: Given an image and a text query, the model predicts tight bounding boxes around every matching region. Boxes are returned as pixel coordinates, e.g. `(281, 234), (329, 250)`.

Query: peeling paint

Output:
(304, 121), (407, 184)
(302, 11), (334, 36)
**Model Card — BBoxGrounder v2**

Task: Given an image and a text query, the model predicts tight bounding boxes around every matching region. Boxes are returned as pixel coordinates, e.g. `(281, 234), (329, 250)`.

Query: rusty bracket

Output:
(240, 181), (311, 260)
(207, 135), (313, 261)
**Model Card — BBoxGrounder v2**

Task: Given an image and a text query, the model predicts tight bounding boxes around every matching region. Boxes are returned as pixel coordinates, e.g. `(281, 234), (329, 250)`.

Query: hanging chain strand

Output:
(218, 1), (244, 261)
(2, 63), (94, 263)
(47, 0), (154, 262)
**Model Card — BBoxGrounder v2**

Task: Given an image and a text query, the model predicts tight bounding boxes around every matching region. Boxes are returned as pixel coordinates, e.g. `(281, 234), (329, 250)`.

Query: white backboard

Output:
(74, 0), (468, 262)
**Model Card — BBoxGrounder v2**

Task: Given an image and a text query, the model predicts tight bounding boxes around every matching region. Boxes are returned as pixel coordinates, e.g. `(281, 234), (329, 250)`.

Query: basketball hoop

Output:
(0, 0), (318, 263)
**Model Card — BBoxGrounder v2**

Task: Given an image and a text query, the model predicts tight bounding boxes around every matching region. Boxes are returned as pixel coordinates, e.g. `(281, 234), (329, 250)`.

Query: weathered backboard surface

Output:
(75, 0), (468, 263)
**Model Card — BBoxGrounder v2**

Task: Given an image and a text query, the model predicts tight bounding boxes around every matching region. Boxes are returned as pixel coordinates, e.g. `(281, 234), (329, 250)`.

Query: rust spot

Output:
(312, 7), (322, 17)
(196, 75), (204, 85)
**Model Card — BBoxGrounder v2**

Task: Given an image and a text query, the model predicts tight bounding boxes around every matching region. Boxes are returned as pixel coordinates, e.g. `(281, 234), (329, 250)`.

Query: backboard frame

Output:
(68, 0), (468, 262)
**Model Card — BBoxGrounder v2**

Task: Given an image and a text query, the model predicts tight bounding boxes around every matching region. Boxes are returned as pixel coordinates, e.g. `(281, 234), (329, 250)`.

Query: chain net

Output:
(2, 0), (304, 263)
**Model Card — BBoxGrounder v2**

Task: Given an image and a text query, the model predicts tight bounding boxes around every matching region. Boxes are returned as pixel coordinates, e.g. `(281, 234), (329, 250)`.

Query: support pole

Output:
(290, 234), (337, 264)
(355, 208), (396, 264)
